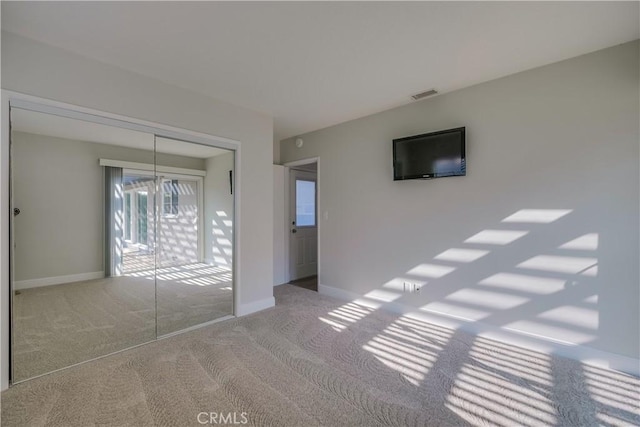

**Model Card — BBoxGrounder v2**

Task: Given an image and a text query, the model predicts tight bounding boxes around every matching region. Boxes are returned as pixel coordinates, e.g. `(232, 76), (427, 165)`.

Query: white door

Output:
(289, 169), (318, 281)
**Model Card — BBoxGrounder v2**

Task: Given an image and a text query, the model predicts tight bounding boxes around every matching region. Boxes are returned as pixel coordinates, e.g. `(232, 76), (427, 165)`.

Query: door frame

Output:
(0, 90), (241, 390)
(282, 157), (320, 285)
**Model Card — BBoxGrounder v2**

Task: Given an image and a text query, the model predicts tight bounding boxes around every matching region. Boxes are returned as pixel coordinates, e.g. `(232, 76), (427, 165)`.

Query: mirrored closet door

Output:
(154, 137), (234, 336)
(9, 105), (234, 383)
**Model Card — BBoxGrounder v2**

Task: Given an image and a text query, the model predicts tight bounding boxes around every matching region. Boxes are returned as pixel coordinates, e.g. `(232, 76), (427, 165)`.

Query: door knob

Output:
(291, 229), (297, 234)
(13, 208), (20, 216)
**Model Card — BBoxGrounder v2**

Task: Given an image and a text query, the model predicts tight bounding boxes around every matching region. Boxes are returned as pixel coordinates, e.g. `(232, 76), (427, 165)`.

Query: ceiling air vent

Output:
(411, 89), (438, 101)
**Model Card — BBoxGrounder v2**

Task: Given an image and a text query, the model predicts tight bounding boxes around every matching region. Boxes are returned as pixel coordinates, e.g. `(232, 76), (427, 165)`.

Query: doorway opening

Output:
(286, 160), (318, 292)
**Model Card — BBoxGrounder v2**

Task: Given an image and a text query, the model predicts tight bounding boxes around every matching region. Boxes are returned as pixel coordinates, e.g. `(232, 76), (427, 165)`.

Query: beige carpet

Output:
(3, 285), (639, 426)
(12, 263), (232, 382)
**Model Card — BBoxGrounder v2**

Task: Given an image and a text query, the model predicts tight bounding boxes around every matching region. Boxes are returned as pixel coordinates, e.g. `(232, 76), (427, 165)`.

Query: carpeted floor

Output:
(3, 285), (639, 426)
(12, 263), (232, 382)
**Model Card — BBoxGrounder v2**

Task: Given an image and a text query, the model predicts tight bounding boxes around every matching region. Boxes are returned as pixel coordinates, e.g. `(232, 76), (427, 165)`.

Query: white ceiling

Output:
(3, 2), (638, 142)
(11, 108), (229, 159)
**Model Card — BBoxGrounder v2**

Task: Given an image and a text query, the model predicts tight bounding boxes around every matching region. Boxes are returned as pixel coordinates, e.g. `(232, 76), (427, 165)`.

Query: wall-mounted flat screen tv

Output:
(393, 127), (466, 181)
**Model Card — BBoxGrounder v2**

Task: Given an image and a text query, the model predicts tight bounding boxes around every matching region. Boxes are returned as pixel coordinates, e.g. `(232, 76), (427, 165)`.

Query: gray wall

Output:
(12, 131), (205, 281)
(204, 152), (234, 267)
(1, 30), (274, 299)
(280, 41), (639, 362)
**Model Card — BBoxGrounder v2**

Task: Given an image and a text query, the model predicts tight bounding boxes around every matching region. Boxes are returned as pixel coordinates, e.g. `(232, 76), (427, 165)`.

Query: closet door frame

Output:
(0, 90), (241, 389)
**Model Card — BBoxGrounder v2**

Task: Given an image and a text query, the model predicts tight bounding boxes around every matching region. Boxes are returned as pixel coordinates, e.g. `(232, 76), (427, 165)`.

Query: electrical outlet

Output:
(404, 283), (422, 293)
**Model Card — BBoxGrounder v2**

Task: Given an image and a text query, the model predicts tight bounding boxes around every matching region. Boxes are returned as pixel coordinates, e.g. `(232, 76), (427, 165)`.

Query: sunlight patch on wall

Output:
(559, 233), (599, 251)
(210, 210), (233, 266)
(406, 263), (456, 279)
(421, 301), (488, 321)
(502, 209), (572, 224)
(505, 320), (595, 344)
(434, 248), (490, 263)
(445, 288), (528, 310)
(478, 273), (566, 295)
(464, 229), (529, 245)
(537, 305), (598, 330)
(363, 289), (402, 303)
(580, 265), (598, 276)
(359, 207), (603, 360)
(517, 255), (598, 276)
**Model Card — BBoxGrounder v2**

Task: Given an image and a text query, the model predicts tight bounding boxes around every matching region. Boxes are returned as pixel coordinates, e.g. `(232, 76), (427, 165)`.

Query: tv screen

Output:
(393, 127), (465, 181)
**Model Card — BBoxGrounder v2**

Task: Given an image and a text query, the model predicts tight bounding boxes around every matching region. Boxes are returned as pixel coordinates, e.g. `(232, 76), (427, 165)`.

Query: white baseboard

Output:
(236, 296), (275, 317)
(14, 271), (105, 290)
(318, 283), (640, 377)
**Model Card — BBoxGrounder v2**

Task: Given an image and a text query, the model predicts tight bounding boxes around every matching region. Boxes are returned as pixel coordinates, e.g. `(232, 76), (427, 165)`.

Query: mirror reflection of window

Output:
(124, 193), (132, 241)
(162, 179), (179, 216)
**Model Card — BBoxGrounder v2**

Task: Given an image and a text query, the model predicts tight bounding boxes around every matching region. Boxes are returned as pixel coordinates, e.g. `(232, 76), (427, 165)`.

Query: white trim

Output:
(8, 94), (240, 150)
(100, 159), (206, 177)
(235, 296), (275, 317)
(157, 315), (235, 340)
(1, 92), (11, 391)
(284, 157), (320, 168)
(283, 167), (291, 284)
(282, 157), (320, 285)
(288, 169), (318, 279)
(272, 164), (287, 287)
(14, 272), (105, 290)
(318, 283), (640, 377)
(232, 147), (240, 316)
